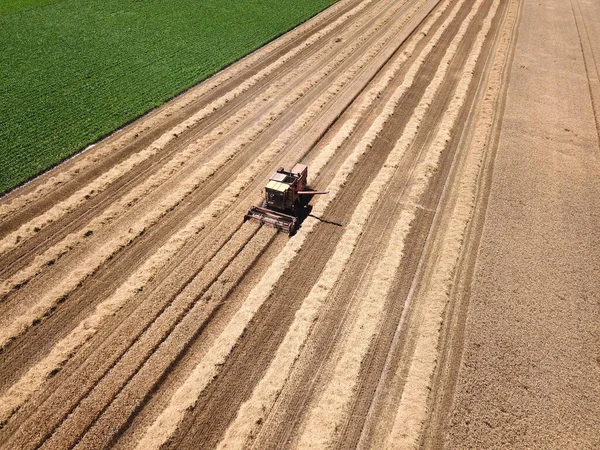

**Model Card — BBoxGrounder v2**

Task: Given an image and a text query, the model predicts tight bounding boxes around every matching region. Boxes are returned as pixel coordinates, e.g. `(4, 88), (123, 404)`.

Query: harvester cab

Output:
(244, 164), (328, 235)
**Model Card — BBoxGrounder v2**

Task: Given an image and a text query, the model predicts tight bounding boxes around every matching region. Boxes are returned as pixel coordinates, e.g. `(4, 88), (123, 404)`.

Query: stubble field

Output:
(1, 0), (598, 448)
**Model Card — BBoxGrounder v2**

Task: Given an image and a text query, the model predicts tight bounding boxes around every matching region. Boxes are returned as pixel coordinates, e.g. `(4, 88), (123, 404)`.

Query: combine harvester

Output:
(245, 164), (328, 235)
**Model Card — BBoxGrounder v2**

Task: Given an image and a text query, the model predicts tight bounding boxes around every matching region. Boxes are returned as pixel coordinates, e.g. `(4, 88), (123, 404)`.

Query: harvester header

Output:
(244, 164), (328, 235)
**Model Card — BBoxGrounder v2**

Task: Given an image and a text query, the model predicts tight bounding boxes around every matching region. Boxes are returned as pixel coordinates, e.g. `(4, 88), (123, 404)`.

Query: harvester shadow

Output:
(295, 198), (343, 234)
(307, 214), (343, 227)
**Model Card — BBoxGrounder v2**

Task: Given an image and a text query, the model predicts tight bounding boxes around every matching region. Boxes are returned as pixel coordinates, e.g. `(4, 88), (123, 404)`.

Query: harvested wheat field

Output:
(0, 0), (598, 448)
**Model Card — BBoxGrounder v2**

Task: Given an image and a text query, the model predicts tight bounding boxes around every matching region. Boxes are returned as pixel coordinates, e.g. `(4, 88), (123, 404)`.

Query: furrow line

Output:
(135, 0), (472, 446)
(0, 0), (369, 220)
(0, 0), (415, 297)
(385, 1), (514, 447)
(293, 0), (498, 447)
(217, 0), (487, 445)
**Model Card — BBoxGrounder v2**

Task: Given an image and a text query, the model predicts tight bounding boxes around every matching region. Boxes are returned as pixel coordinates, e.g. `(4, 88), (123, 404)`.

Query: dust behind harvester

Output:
(244, 164), (328, 235)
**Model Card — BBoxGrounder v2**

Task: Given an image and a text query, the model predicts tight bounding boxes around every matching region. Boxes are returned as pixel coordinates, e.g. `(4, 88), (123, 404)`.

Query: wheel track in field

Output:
(346, 2), (511, 448)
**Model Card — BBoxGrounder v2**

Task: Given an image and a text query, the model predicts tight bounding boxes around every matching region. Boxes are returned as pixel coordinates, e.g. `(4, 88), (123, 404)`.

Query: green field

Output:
(0, 0), (338, 195)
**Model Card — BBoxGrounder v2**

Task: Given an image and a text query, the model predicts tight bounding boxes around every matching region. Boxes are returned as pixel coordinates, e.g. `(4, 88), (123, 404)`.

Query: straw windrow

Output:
(219, 0), (492, 445)
(386, 1), (516, 446)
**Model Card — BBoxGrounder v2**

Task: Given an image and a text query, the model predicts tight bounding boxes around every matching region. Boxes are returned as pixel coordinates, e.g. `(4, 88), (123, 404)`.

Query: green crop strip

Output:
(0, 0), (338, 195)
